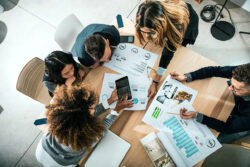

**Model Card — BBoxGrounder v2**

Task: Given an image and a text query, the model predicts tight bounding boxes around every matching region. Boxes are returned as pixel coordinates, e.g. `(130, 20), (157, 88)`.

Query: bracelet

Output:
(153, 80), (159, 84)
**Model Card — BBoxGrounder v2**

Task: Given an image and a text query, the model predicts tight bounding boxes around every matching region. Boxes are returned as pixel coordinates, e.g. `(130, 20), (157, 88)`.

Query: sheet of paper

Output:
(104, 43), (159, 77)
(158, 113), (221, 167)
(142, 75), (221, 166)
(100, 73), (151, 110)
(143, 75), (198, 129)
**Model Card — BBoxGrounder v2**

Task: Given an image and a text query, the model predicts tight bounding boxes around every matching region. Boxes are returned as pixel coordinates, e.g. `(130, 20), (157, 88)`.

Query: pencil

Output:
(167, 112), (180, 115)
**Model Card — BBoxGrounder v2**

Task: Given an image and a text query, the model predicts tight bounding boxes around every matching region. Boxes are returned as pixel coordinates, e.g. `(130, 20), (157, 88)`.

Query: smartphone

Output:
(116, 14), (124, 28)
(115, 76), (132, 100)
(120, 35), (134, 43)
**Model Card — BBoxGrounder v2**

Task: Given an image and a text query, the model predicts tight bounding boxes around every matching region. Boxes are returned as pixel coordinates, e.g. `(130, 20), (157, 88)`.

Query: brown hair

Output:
(85, 34), (106, 61)
(46, 84), (106, 151)
(136, 0), (189, 50)
(232, 63), (250, 86)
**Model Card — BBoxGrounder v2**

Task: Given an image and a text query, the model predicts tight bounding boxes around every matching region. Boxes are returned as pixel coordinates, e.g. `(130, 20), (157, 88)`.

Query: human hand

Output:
(114, 96), (133, 112)
(77, 69), (86, 80)
(180, 108), (197, 120)
(170, 71), (187, 82)
(107, 88), (118, 105)
(65, 76), (76, 86)
(148, 83), (158, 100)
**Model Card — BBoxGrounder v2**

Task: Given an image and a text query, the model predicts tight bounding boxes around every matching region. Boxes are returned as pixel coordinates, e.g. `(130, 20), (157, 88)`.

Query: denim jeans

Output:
(217, 130), (250, 143)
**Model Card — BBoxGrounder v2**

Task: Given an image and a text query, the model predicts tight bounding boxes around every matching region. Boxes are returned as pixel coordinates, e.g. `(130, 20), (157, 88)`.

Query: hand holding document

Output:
(142, 75), (222, 167)
(179, 108), (197, 119)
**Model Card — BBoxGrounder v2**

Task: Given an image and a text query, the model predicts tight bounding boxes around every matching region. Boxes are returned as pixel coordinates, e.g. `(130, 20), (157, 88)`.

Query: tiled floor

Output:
(0, 0), (249, 167)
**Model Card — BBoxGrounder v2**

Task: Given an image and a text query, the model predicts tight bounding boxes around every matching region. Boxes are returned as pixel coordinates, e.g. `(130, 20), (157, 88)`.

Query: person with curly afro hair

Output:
(170, 63), (250, 144)
(36, 84), (133, 167)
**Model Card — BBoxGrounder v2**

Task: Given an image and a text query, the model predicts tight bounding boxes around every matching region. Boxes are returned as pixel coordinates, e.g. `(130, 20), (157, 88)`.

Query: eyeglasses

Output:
(227, 79), (241, 92)
(138, 29), (156, 35)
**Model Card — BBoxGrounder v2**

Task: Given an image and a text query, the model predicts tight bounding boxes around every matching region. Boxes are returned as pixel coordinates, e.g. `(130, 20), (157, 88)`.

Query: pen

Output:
(167, 112), (180, 115)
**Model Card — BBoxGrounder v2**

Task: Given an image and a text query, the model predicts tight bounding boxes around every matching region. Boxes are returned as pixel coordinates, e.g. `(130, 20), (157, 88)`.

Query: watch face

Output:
(111, 110), (119, 115)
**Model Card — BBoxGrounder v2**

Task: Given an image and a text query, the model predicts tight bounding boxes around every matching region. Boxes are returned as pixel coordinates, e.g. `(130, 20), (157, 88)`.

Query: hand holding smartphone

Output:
(115, 76), (132, 101)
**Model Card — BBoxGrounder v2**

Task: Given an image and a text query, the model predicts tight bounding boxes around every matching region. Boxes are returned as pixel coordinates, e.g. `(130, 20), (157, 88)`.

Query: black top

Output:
(72, 24), (120, 67)
(159, 3), (199, 70)
(189, 66), (250, 133)
(43, 64), (81, 97)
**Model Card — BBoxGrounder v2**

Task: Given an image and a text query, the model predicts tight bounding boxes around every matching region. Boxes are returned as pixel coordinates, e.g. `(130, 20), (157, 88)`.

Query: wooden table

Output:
(38, 18), (235, 167)
(80, 18), (235, 166)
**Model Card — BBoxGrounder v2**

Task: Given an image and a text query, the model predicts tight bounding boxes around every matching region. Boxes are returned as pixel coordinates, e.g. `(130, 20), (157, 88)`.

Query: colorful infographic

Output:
(142, 75), (221, 166)
(163, 116), (199, 158)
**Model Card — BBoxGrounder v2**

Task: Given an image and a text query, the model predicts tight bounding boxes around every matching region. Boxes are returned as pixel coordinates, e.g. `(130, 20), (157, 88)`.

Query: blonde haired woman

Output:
(136, 0), (199, 99)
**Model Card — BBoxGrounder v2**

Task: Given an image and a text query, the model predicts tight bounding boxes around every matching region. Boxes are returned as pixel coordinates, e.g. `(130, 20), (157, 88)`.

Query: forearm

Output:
(94, 100), (110, 116)
(188, 66), (237, 81)
(196, 113), (250, 133)
(103, 111), (118, 129)
(157, 47), (175, 76)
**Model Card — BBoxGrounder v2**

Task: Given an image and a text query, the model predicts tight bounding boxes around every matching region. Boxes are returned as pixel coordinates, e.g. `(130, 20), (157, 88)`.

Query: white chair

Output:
(54, 14), (84, 52)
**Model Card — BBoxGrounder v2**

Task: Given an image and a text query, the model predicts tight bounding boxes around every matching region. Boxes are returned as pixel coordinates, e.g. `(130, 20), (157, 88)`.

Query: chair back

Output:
(202, 144), (250, 167)
(16, 57), (51, 105)
(54, 14), (83, 51)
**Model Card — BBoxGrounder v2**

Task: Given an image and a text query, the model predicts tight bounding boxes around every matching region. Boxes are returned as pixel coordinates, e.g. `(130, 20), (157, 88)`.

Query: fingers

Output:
(170, 71), (178, 79)
(148, 91), (154, 99)
(180, 108), (196, 120)
(123, 96), (128, 101)
(148, 87), (151, 97)
(180, 108), (191, 120)
(148, 84), (157, 99)
(126, 100), (134, 108)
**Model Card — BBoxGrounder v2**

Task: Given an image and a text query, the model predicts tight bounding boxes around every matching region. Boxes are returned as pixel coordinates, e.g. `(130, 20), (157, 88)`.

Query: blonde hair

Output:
(136, 0), (189, 50)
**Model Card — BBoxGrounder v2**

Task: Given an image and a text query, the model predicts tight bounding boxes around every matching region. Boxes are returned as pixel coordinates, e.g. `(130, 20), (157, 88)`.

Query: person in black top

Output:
(43, 51), (86, 96)
(170, 63), (250, 143)
(71, 24), (120, 69)
(135, 0), (199, 99)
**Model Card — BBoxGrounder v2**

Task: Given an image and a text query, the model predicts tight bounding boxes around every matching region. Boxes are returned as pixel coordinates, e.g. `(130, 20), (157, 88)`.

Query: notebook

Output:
(85, 130), (130, 167)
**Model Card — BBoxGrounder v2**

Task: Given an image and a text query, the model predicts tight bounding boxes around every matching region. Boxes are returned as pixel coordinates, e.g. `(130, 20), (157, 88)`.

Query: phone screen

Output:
(115, 76), (132, 100)
(120, 35), (134, 43)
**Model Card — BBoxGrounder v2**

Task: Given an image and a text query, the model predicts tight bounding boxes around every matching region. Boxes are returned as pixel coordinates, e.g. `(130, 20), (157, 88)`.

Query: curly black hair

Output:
(46, 84), (106, 151)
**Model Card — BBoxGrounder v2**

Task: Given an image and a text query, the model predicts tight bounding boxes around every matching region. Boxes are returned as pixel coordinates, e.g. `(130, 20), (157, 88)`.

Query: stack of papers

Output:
(101, 43), (159, 110)
(143, 76), (222, 167)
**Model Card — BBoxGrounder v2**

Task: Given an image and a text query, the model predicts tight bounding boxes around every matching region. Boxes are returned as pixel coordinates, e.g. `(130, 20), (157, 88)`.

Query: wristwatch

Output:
(110, 110), (119, 116)
(153, 80), (159, 84)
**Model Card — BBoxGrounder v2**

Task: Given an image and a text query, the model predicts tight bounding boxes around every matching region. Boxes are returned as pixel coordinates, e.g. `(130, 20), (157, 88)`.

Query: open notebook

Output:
(85, 130), (130, 167)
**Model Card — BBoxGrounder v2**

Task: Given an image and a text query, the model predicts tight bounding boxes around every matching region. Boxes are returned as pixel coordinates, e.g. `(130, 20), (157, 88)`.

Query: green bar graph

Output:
(152, 107), (161, 119)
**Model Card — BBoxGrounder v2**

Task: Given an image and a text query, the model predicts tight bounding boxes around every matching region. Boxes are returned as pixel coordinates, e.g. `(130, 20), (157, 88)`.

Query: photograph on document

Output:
(141, 132), (175, 167)
(141, 132), (176, 167)
(155, 75), (197, 109)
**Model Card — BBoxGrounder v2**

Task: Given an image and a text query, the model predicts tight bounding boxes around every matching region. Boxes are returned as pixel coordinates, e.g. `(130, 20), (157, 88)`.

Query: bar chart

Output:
(151, 107), (161, 119)
(163, 116), (199, 158)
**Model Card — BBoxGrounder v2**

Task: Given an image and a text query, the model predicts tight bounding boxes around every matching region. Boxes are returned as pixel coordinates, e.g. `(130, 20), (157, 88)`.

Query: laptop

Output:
(85, 130), (130, 167)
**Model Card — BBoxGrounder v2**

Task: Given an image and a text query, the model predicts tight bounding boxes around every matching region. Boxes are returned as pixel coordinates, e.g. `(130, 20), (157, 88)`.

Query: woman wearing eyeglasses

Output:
(135, 0), (199, 99)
